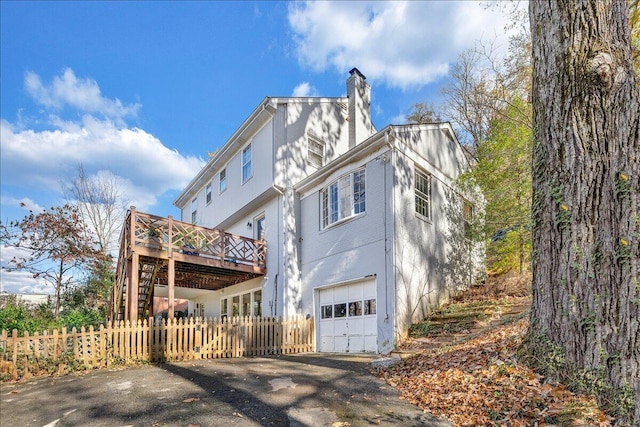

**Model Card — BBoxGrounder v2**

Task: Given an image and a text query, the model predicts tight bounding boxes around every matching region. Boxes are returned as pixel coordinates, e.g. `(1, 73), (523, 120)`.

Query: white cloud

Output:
(0, 246), (50, 294)
(0, 196), (44, 213)
(292, 82), (319, 97)
(1, 117), (204, 212)
(25, 68), (140, 120)
(288, 1), (522, 89)
(1, 69), (205, 222)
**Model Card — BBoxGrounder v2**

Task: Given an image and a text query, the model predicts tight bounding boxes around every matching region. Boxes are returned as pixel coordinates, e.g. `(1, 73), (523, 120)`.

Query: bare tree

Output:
(63, 164), (127, 255)
(0, 205), (103, 316)
(526, 1), (639, 423)
(406, 102), (441, 124)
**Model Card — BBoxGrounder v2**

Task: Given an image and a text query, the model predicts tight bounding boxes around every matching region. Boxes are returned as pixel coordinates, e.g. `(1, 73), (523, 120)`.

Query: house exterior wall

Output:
(390, 126), (476, 342)
(182, 120), (274, 227)
(298, 149), (396, 353)
(170, 71), (479, 354)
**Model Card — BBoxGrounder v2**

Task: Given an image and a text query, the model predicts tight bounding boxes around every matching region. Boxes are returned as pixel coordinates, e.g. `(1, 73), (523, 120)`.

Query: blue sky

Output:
(0, 1), (521, 293)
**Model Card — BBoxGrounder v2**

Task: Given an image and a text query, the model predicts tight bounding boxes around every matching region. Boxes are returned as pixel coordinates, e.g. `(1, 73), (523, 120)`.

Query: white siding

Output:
(299, 153), (395, 353)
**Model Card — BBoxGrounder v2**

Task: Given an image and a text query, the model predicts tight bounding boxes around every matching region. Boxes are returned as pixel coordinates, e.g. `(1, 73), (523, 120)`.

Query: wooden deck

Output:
(110, 208), (266, 322)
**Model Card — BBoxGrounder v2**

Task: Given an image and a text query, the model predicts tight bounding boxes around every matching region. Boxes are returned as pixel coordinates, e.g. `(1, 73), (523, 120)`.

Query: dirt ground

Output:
(0, 353), (452, 427)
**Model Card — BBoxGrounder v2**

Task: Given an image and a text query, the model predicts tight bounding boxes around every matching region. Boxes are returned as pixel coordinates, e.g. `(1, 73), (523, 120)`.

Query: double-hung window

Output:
(307, 135), (325, 168)
(191, 197), (198, 224)
(321, 168), (366, 228)
(219, 168), (227, 193)
(415, 169), (432, 220)
(205, 183), (212, 204)
(241, 144), (252, 183)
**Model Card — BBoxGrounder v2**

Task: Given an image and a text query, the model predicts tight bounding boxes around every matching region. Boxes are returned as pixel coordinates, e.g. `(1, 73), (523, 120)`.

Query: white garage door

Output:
(317, 280), (377, 353)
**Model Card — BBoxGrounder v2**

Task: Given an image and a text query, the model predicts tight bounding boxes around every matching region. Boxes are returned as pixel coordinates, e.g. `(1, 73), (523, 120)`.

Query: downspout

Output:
(270, 184), (285, 317)
(383, 130), (391, 322)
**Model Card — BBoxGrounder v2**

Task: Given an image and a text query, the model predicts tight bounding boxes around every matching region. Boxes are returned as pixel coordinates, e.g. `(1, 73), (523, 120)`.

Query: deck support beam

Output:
(168, 257), (175, 319)
(130, 253), (139, 322)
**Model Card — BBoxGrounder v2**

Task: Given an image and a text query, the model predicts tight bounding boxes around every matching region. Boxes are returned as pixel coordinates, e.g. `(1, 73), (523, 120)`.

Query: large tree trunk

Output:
(528, 1), (639, 423)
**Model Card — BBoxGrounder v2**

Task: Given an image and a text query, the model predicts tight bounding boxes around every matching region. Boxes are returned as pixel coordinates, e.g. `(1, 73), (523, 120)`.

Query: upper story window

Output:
(321, 168), (366, 229)
(219, 168), (227, 193)
(415, 168), (432, 220)
(307, 135), (325, 169)
(242, 144), (252, 183)
(206, 183), (212, 204)
(191, 197), (198, 224)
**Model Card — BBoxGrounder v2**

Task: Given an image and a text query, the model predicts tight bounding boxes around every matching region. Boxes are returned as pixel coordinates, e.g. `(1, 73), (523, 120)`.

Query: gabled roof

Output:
(295, 122), (468, 194)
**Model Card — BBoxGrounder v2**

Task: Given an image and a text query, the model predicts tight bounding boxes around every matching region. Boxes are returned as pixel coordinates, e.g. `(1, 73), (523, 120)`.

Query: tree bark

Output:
(528, 0), (639, 423)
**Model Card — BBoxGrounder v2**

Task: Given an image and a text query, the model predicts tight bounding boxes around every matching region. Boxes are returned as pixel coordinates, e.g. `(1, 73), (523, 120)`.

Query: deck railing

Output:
(128, 208), (266, 267)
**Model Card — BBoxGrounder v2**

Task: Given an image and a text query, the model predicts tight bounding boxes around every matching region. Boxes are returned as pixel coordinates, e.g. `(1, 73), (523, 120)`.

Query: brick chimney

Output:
(347, 68), (373, 149)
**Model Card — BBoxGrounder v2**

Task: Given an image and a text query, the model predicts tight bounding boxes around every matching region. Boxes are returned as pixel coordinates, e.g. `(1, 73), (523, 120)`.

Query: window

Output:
(220, 299), (228, 319)
(191, 198), (198, 224)
(255, 214), (265, 240)
(415, 169), (431, 220)
(220, 289), (262, 317)
(219, 168), (227, 193)
(241, 145), (252, 183)
(206, 183), (212, 204)
(321, 168), (366, 228)
(307, 135), (325, 168)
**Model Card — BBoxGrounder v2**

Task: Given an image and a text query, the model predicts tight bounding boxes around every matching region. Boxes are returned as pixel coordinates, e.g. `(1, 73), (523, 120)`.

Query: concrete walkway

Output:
(0, 353), (452, 427)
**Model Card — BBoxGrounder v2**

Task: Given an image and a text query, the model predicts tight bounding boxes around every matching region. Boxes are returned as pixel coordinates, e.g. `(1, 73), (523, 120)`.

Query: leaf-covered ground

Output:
(372, 276), (614, 426)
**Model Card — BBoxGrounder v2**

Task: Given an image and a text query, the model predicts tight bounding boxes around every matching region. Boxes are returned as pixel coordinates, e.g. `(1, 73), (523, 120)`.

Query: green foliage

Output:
(0, 300), (58, 334)
(459, 97), (533, 273)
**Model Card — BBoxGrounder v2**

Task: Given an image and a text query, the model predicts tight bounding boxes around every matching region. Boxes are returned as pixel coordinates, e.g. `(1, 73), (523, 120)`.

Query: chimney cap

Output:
(349, 68), (366, 80)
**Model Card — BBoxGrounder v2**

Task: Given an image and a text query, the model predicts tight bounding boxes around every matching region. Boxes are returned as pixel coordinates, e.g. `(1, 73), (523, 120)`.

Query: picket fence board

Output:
(0, 316), (314, 381)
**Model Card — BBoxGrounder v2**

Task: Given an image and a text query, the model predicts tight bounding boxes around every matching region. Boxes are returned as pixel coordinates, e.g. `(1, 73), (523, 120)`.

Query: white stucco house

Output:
(171, 68), (481, 354)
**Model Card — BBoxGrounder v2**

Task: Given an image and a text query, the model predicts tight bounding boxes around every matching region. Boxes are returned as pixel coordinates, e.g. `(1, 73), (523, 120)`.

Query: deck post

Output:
(167, 215), (173, 258)
(168, 258), (175, 319)
(124, 262), (132, 321)
(130, 252), (139, 321)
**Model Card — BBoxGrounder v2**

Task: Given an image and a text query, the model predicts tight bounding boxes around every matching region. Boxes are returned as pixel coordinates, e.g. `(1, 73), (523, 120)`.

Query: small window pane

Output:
(220, 299), (228, 317)
(308, 137), (325, 168)
(253, 290), (262, 317)
(219, 169), (227, 193)
(242, 145), (252, 182)
(232, 296), (240, 316)
(415, 169), (431, 219)
(321, 305), (333, 319)
(364, 299), (376, 315)
(241, 293), (251, 316)
(206, 183), (212, 204)
(348, 301), (362, 316)
(334, 303), (347, 318)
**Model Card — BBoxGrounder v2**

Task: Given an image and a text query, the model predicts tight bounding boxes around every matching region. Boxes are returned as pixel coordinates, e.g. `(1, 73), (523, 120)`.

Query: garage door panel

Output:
(363, 316), (377, 335)
(317, 279), (378, 354)
(334, 336), (348, 352)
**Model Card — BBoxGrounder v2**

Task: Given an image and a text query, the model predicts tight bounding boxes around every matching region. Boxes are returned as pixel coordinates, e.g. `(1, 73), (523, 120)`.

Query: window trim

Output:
(415, 168), (432, 221)
(191, 197), (198, 224)
(205, 183), (212, 205)
(219, 168), (227, 194)
(241, 144), (252, 184)
(320, 168), (366, 229)
(307, 134), (325, 169)
(220, 287), (262, 317)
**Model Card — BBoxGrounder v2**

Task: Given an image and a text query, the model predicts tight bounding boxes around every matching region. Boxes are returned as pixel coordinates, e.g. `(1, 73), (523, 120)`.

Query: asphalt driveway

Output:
(0, 353), (452, 427)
